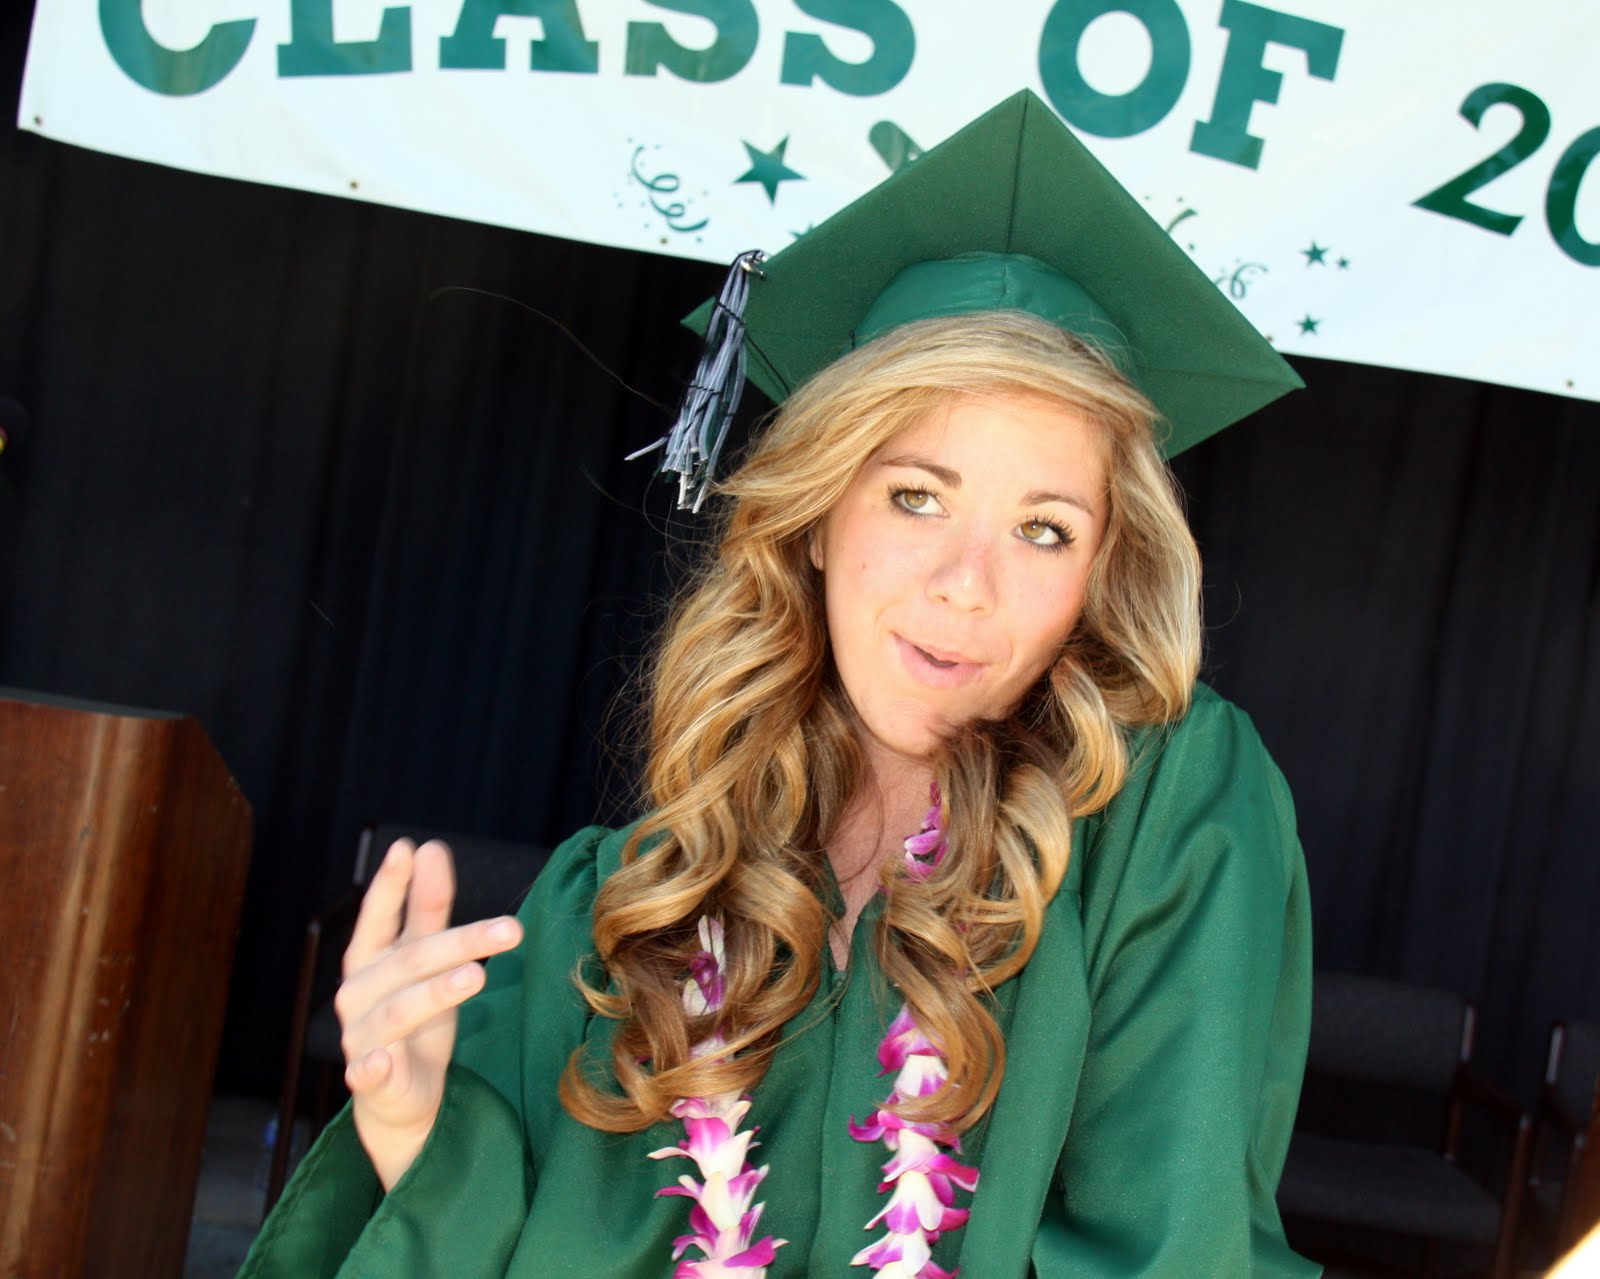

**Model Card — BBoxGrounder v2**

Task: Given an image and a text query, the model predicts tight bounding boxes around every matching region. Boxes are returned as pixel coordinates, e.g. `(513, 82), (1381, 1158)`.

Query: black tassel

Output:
(627, 249), (766, 511)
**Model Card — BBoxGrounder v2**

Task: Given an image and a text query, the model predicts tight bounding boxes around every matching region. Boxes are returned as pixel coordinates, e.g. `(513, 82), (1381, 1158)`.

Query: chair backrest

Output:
(366, 823), (554, 925)
(1308, 971), (1471, 1095)
(1550, 1020), (1600, 1130)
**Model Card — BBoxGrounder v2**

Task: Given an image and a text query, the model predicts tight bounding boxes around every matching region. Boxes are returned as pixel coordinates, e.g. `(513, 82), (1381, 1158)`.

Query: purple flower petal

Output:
(728, 1237), (784, 1266)
(851, 1236), (906, 1267)
(670, 1229), (710, 1259)
(937, 1207), (970, 1232)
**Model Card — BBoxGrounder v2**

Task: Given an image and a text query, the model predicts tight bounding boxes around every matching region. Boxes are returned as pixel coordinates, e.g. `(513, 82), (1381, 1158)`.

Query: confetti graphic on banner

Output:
(622, 141), (710, 246)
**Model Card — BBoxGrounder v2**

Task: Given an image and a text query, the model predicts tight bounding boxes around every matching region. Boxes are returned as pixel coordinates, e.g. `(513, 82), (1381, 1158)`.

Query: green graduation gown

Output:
(240, 685), (1319, 1277)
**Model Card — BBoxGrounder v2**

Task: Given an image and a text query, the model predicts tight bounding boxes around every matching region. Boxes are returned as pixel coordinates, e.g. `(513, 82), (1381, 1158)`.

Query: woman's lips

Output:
(894, 634), (985, 689)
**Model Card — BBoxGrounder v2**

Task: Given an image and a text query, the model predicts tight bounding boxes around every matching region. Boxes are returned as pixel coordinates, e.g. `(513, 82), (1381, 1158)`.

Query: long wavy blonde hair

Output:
(560, 311), (1201, 1133)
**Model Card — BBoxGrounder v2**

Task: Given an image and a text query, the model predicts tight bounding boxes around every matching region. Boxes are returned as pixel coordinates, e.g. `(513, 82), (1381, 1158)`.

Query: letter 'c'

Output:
(99, 0), (254, 96)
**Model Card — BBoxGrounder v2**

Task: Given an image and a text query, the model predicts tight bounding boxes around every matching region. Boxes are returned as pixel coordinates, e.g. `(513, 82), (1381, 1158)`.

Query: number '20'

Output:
(1415, 82), (1600, 267)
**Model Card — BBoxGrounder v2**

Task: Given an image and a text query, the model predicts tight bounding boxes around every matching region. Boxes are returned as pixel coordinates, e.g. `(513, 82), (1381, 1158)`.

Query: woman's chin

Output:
(856, 712), (951, 769)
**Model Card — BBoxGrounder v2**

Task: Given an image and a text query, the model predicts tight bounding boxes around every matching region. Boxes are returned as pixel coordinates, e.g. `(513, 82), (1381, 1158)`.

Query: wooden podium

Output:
(0, 692), (253, 1279)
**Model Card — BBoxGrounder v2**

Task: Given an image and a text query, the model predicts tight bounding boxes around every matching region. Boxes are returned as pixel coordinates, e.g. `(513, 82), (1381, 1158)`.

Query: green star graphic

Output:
(1337, 256), (1351, 270)
(1301, 241), (1329, 266)
(736, 137), (804, 203)
(1298, 315), (1321, 335)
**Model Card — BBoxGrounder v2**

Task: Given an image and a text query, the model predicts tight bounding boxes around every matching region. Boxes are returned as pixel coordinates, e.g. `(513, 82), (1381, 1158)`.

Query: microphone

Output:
(0, 397), (29, 456)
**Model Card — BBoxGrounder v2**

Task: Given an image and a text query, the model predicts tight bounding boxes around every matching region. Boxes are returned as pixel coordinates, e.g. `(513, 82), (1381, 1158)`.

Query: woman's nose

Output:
(927, 538), (998, 613)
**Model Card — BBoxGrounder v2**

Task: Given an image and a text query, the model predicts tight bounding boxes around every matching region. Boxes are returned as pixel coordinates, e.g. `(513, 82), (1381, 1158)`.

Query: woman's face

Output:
(811, 391), (1109, 769)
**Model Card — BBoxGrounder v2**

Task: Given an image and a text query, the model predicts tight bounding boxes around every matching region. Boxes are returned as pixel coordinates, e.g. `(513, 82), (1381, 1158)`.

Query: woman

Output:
(243, 94), (1317, 1277)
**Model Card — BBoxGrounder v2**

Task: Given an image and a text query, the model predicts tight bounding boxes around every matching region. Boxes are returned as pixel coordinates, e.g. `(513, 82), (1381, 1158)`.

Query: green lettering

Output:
(439, 0), (598, 73)
(779, 0), (913, 97)
(278, 0), (412, 76)
(1037, 0), (1190, 138)
(1546, 126), (1600, 267)
(625, 0), (758, 83)
(98, 0), (253, 96)
(1190, 0), (1342, 169)
(1414, 84), (1548, 237)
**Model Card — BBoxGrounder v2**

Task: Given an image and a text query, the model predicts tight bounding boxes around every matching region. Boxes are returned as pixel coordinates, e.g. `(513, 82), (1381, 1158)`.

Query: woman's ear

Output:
(807, 526), (825, 572)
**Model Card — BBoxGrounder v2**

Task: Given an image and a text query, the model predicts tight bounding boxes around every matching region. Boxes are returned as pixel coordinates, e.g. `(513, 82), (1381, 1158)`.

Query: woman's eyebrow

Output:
(879, 454), (961, 487)
(1022, 487), (1097, 517)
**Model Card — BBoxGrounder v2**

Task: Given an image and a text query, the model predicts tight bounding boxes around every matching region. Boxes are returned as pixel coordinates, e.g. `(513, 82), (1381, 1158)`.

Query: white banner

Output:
(18, 2), (1600, 402)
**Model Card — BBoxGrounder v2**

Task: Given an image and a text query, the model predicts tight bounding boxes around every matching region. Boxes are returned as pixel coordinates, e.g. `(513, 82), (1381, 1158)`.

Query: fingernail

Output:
(487, 919), (517, 943)
(449, 965), (477, 990)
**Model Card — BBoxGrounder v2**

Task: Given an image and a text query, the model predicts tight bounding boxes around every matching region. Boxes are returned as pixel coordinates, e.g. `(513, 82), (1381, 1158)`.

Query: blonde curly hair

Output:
(561, 311), (1201, 1132)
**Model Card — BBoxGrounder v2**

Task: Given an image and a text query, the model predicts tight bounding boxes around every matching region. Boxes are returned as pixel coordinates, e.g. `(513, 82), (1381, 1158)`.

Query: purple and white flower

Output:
(848, 1004), (979, 1278)
(901, 782), (949, 882)
(650, 916), (786, 1277)
(848, 789), (978, 1277)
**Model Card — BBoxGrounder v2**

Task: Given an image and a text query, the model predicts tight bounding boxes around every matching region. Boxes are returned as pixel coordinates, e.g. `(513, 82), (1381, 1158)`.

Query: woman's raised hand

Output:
(336, 838), (524, 1190)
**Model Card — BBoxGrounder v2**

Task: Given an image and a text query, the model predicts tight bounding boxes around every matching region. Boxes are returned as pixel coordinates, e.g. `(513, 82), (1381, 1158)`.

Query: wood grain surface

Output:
(0, 693), (252, 1279)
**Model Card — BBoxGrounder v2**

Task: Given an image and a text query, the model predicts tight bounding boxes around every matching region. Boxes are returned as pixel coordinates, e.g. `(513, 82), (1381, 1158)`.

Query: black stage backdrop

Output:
(2, 14), (1596, 1100)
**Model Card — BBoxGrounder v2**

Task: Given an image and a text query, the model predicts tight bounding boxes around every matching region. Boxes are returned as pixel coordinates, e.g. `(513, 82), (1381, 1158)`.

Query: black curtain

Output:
(1174, 364), (1600, 1097)
(3, 9), (1596, 1097)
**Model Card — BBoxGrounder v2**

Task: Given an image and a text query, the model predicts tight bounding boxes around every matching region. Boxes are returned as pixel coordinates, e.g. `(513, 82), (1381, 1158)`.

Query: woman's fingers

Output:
(345, 1044), (393, 1092)
(336, 840), (527, 1192)
(344, 838), (418, 976)
(399, 840), (455, 942)
(335, 914), (522, 1021)
(340, 961), (487, 1076)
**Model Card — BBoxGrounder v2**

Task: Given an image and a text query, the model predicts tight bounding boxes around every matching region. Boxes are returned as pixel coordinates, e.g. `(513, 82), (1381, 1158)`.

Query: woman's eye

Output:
(894, 489), (937, 514)
(1018, 518), (1071, 547)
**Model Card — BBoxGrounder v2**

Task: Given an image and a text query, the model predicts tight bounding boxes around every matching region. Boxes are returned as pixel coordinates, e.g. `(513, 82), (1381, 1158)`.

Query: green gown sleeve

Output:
(1030, 687), (1320, 1277)
(235, 824), (608, 1279)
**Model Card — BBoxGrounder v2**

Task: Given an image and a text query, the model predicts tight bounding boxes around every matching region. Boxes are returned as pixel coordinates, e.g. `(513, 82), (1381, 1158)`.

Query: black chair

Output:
(1527, 1019), (1600, 1260)
(1277, 972), (1532, 1279)
(264, 825), (552, 1212)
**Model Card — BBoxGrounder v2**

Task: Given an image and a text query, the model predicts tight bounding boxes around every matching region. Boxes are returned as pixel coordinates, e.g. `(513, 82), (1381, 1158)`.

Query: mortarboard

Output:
(640, 89), (1301, 508)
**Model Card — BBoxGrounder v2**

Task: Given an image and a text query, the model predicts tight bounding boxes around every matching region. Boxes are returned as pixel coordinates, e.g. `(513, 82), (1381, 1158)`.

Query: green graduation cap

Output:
(644, 89), (1300, 508)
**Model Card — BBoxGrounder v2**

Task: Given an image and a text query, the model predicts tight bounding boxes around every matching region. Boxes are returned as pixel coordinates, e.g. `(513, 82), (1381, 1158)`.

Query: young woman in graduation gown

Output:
(240, 92), (1320, 1279)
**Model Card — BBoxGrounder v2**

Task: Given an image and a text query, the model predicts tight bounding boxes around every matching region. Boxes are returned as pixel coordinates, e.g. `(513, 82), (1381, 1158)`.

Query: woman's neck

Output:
(825, 750), (934, 970)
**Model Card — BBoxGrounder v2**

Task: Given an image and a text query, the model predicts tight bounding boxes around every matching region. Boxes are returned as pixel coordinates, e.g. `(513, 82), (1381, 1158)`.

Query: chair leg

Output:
(1491, 1115), (1535, 1279)
(264, 1081), (299, 1216)
(1556, 1132), (1596, 1257)
(264, 921), (323, 1215)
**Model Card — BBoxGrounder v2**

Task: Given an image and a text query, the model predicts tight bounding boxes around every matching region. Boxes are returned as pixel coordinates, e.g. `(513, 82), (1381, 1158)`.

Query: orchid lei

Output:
(651, 784), (978, 1278)
(846, 783), (980, 1278)
(648, 916), (786, 1277)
